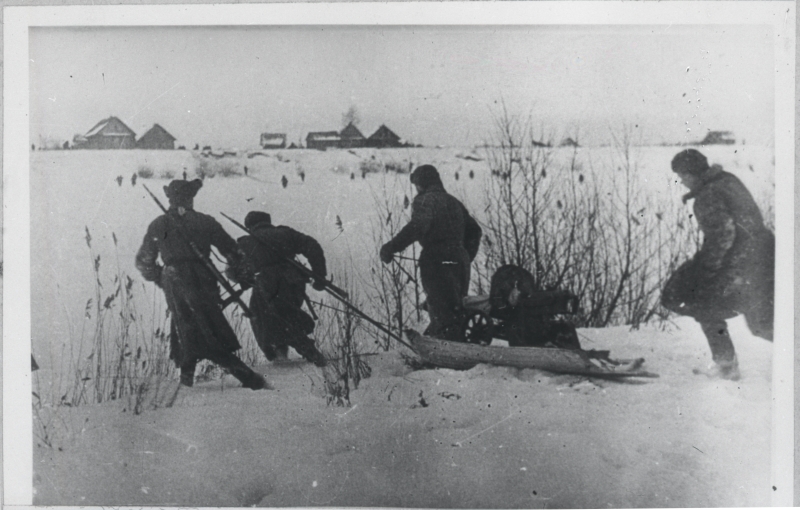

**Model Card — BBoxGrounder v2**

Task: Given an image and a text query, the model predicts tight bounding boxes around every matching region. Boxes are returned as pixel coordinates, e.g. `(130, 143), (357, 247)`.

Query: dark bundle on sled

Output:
(407, 265), (657, 378)
(460, 264), (580, 349)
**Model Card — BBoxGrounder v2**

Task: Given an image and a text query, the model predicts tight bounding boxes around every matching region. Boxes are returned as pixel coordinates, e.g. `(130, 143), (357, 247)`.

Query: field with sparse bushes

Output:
(30, 139), (775, 506)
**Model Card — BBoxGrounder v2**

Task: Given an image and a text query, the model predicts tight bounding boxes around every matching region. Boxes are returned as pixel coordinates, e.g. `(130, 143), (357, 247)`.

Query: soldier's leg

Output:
(180, 360), (197, 387)
(698, 320), (739, 379)
(249, 293), (282, 361)
(281, 309), (325, 366)
(420, 260), (463, 340)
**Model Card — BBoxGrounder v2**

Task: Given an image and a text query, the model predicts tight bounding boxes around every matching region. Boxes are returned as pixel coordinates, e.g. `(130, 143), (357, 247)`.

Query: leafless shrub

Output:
(359, 159), (383, 175)
(194, 157), (241, 179)
(364, 175), (424, 350)
(137, 165), (155, 179)
(479, 106), (697, 328)
(37, 228), (176, 412)
(314, 268), (372, 406)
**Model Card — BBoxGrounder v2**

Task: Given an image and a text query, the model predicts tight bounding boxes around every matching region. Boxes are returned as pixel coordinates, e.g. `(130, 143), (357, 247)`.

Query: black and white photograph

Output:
(4, 2), (795, 507)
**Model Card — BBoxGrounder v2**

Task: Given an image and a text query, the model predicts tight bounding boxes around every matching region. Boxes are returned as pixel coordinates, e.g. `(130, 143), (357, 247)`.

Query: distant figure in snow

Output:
(281, 175), (288, 188)
(135, 179), (271, 390)
(244, 166), (248, 176)
(183, 170), (188, 180)
(116, 175), (123, 187)
(380, 165), (482, 341)
(234, 211), (328, 366)
(131, 173), (137, 186)
(662, 149), (774, 380)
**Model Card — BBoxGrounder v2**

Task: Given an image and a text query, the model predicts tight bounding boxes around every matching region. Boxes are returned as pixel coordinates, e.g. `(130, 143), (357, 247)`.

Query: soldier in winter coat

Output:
(662, 149), (774, 380)
(235, 211), (328, 367)
(380, 164), (483, 341)
(135, 179), (271, 390)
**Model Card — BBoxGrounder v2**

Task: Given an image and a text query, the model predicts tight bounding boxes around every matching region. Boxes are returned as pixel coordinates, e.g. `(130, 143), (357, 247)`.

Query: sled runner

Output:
(405, 329), (659, 378)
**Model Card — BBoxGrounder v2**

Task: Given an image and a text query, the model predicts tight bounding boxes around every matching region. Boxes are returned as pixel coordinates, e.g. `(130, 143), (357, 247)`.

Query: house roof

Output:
(307, 131), (341, 141)
(340, 122), (365, 139)
(368, 124), (400, 140)
(85, 116), (136, 138)
(140, 123), (176, 141)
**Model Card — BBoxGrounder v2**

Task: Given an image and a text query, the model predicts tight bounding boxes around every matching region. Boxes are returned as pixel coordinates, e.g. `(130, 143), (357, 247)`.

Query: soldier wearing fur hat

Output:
(662, 149), (774, 380)
(380, 164), (482, 341)
(135, 179), (271, 390)
(234, 211), (328, 367)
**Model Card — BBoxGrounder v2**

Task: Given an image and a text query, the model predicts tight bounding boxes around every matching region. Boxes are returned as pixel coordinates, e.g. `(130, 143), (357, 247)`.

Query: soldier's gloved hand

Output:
(312, 278), (327, 292)
(379, 244), (394, 264)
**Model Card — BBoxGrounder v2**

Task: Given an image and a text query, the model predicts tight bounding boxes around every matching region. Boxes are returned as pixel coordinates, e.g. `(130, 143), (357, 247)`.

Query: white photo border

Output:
(4, 1), (795, 506)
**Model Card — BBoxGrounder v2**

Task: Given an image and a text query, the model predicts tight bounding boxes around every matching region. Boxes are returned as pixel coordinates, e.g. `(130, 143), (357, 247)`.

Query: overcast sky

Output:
(30, 25), (774, 149)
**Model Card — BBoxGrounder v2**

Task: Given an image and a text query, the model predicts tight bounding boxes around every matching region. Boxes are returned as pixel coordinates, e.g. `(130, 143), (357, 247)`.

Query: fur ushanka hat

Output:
(671, 149), (709, 175)
(164, 179), (203, 202)
(244, 211), (272, 229)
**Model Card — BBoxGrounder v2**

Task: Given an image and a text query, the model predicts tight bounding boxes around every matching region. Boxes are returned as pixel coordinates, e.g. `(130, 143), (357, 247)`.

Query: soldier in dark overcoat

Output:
(662, 149), (774, 380)
(380, 165), (483, 341)
(235, 211), (328, 367)
(136, 179), (270, 389)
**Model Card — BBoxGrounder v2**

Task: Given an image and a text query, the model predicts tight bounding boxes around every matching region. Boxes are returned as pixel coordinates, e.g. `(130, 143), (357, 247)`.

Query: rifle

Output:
(221, 211), (416, 351)
(220, 212), (350, 300)
(142, 185), (252, 316)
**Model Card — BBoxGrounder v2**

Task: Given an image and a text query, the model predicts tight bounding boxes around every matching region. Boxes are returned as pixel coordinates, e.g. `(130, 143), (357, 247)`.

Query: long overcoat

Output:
(663, 165), (774, 326)
(136, 208), (242, 367)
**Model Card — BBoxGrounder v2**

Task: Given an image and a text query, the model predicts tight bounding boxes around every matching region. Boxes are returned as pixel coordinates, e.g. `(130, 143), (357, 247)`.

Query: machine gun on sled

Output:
(406, 264), (658, 378)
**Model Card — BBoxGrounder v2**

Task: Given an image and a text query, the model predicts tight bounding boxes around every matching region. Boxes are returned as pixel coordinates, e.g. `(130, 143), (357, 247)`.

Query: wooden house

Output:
(78, 116), (136, 149)
(136, 123), (176, 150)
(366, 124), (402, 148)
(306, 131), (341, 150)
(260, 133), (287, 149)
(339, 122), (366, 148)
(698, 131), (735, 145)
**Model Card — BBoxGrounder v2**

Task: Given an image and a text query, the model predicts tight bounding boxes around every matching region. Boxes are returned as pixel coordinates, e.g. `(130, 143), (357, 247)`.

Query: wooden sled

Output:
(405, 329), (659, 379)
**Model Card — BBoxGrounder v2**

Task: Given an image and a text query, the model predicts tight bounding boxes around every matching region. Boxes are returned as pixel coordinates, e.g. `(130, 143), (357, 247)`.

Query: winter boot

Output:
(230, 365), (274, 390)
(693, 356), (740, 381)
(295, 341), (327, 367)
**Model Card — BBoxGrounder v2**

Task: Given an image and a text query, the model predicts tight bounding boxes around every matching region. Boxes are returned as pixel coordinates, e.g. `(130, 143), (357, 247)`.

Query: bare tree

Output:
(342, 105), (361, 128)
(479, 107), (697, 328)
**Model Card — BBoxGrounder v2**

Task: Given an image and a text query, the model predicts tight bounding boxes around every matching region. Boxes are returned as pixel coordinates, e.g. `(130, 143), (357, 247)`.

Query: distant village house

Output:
(260, 133), (287, 149)
(366, 125), (402, 148)
(74, 116), (136, 149)
(306, 131), (341, 150)
(136, 124), (176, 150)
(306, 123), (407, 150)
(339, 122), (366, 148)
(698, 131), (735, 145)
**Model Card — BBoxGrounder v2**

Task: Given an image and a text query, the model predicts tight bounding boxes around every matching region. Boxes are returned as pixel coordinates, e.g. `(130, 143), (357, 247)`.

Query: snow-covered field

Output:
(30, 145), (775, 506)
